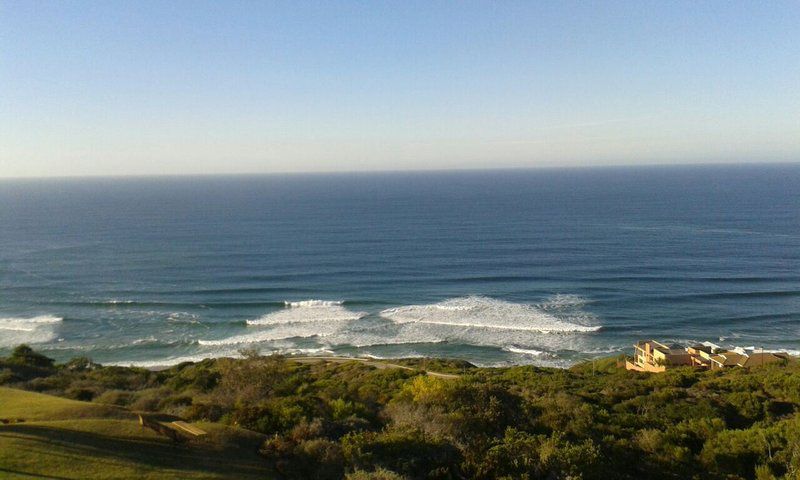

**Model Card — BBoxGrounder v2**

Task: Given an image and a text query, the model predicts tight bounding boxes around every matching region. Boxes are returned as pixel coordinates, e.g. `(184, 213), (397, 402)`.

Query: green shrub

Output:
(342, 429), (460, 479)
(261, 436), (344, 479)
(9, 345), (54, 368)
(94, 389), (133, 406)
(345, 468), (408, 480)
(65, 386), (96, 401)
(183, 401), (225, 421)
(129, 389), (163, 411)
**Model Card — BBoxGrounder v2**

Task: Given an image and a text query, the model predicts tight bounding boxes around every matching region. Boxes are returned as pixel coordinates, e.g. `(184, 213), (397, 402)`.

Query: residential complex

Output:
(626, 340), (792, 372)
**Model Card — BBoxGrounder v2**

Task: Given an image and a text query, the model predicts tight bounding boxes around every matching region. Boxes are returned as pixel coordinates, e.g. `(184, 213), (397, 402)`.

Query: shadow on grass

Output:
(0, 466), (72, 479)
(1, 423), (268, 478)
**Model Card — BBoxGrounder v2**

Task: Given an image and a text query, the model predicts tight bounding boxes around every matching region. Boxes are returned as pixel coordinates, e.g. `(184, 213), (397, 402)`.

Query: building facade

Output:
(625, 340), (791, 372)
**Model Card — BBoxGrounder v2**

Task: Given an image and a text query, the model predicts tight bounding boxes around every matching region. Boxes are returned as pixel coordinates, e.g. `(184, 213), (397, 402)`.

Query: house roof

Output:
(635, 340), (671, 353)
(741, 353), (787, 367)
(689, 344), (713, 353)
(709, 352), (748, 366)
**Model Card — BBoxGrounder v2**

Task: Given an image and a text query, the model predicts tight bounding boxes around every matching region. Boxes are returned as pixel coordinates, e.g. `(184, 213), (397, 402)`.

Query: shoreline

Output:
(102, 342), (800, 372)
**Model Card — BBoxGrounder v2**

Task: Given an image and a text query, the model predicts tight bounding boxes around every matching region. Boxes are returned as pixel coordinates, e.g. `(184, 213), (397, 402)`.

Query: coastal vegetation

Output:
(2, 345), (800, 479)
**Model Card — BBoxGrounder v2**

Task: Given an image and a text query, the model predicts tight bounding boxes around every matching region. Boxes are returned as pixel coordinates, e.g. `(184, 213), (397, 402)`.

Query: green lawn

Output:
(0, 387), (271, 479)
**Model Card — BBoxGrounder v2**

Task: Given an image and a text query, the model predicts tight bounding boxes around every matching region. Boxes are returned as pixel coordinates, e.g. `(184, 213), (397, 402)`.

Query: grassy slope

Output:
(0, 387), (271, 480)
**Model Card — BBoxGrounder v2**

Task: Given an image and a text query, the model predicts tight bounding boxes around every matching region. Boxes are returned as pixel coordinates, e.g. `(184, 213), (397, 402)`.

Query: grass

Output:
(0, 387), (129, 422)
(0, 387), (272, 479)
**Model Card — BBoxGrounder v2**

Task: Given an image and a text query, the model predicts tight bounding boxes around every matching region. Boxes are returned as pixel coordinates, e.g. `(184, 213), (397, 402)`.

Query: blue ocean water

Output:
(1, 164), (798, 367)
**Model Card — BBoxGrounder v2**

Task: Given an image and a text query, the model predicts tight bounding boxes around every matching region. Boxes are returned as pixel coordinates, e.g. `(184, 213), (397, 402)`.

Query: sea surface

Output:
(1, 164), (799, 367)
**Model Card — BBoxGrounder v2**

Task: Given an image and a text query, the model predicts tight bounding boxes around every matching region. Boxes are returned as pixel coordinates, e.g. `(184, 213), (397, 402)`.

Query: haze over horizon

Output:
(2, 1), (799, 178)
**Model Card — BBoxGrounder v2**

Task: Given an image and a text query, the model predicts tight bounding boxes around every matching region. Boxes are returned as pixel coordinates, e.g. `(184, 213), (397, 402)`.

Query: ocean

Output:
(1, 164), (798, 367)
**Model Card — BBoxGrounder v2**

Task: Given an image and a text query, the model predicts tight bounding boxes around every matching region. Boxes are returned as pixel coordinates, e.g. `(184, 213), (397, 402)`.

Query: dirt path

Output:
(292, 356), (461, 379)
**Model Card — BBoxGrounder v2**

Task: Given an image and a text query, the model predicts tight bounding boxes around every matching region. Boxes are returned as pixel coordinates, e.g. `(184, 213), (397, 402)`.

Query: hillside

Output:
(2, 346), (800, 479)
(0, 387), (270, 479)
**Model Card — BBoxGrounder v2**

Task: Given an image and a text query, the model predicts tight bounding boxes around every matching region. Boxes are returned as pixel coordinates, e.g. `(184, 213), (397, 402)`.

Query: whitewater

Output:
(185, 295), (601, 367)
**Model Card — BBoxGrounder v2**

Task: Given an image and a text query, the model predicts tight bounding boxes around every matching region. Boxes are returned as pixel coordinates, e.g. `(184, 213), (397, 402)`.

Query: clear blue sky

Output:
(1, 1), (799, 177)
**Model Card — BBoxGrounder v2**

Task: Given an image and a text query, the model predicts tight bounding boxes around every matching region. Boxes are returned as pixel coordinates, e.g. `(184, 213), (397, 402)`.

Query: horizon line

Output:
(1, 159), (799, 181)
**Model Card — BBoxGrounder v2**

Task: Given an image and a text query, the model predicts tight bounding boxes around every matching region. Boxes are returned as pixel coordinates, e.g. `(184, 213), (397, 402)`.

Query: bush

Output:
(346, 468), (408, 480)
(63, 356), (97, 372)
(94, 389), (133, 406)
(342, 429), (461, 479)
(159, 394), (193, 409)
(183, 402), (225, 422)
(0, 368), (14, 385)
(261, 436), (344, 480)
(477, 429), (601, 480)
(164, 363), (220, 392)
(9, 345), (54, 368)
(65, 386), (96, 401)
(130, 389), (163, 411)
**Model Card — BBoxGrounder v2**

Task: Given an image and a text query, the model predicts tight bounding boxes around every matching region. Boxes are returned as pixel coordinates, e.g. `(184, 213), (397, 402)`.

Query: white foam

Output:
(326, 319), (596, 356)
(108, 353), (227, 368)
(504, 346), (546, 356)
(328, 323), (449, 348)
(582, 346), (624, 355)
(361, 352), (425, 360)
(285, 300), (343, 307)
(537, 294), (588, 309)
(745, 347), (800, 357)
(321, 296), (602, 357)
(111, 296), (608, 367)
(201, 301), (364, 346)
(0, 315), (62, 331)
(167, 312), (199, 323)
(110, 345), (340, 368)
(379, 296), (600, 333)
(246, 300), (364, 325)
(199, 322), (334, 346)
(0, 315), (62, 347)
(279, 347), (336, 356)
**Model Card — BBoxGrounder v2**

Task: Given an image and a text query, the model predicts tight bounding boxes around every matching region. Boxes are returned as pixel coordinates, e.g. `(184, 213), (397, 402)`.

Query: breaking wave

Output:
(284, 300), (343, 307)
(320, 296), (600, 357)
(0, 315), (63, 347)
(108, 354), (224, 368)
(200, 300), (364, 346)
(504, 346), (546, 356)
(167, 312), (200, 323)
(278, 346), (336, 356)
(379, 296), (600, 333)
(246, 300), (365, 325)
(109, 346), (341, 368)
(46, 295), (609, 365)
(198, 322), (339, 346)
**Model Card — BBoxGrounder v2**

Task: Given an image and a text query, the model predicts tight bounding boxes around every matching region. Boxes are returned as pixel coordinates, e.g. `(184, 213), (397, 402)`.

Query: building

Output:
(626, 340), (694, 372)
(708, 350), (791, 369)
(626, 340), (793, 372)
(686, 344), (715, 368)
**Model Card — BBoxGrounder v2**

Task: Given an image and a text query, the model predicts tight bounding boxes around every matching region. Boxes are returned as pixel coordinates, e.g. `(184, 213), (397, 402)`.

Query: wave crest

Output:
(379, 296), (600, 333)
(247, 300), (364, 325)
(285, 300), (344, 307)
(201, 300), (363, 346)
(0, 315), (63, 347)
(504, 346), (546, 356)
(198, 323), (334, 346)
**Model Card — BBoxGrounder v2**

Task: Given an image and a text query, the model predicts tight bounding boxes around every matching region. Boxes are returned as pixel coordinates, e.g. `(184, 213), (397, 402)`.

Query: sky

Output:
(1, 1), (799, 177)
